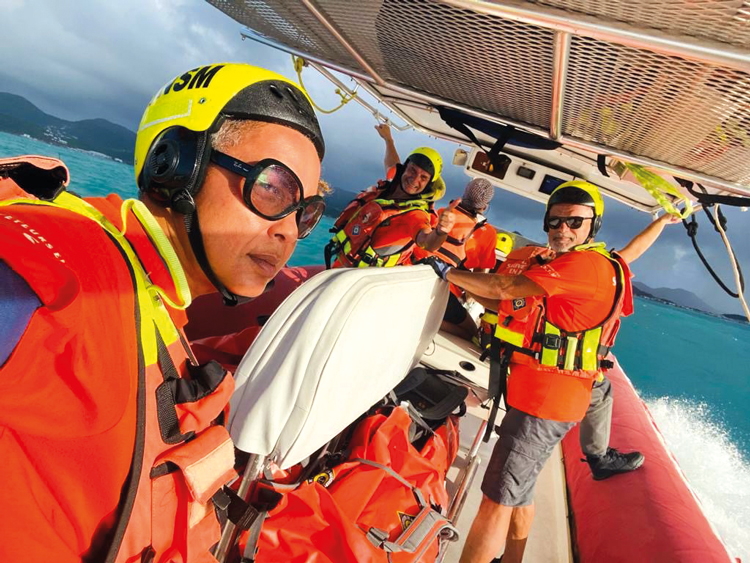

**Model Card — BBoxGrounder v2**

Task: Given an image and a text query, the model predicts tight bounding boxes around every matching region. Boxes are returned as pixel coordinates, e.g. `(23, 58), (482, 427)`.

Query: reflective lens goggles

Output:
(210, 150), (325, 239)
(545, 215), (592, 230)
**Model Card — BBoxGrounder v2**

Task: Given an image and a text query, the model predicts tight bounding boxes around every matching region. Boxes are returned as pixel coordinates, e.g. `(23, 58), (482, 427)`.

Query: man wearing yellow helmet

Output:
(324, 123), (455, 268)
(0, 63), (325, 562)
(427, 180), (638, 563)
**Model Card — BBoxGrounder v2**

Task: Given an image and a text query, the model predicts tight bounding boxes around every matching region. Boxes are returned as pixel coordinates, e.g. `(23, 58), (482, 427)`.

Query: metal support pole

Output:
(240, 30), (372, 82)
(447, 419), (488, 522)
(437, 419), (488, 563)
(440, 0), (750, 72)
(309, 63), (412, 131)
(298, 0), (387, 85)
(237, 23), (750, 195)
(550, 31), (571, 141)
(214, 453), (265, 563)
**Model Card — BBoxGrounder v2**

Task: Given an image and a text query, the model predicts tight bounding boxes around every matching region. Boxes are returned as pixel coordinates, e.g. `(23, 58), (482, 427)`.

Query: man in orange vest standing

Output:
(427, 180), (637, 563)
(414, 177), (499, 338)
(0, 63), (326, 562)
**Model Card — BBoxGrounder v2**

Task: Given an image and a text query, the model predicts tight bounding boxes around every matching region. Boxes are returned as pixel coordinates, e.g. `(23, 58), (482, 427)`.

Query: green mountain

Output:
(632, 281), (717, 313)
(0, 92), (135, 164)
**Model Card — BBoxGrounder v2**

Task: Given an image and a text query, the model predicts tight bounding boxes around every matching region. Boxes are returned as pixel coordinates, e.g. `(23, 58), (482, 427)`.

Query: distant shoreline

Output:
(636, 294), (748, 325)
(1, 131), (134, 166)
(0, 92), (135, 164)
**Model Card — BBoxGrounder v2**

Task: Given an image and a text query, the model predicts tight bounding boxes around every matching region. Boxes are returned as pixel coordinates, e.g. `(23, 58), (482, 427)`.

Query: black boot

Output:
(586, 448), (645, 481)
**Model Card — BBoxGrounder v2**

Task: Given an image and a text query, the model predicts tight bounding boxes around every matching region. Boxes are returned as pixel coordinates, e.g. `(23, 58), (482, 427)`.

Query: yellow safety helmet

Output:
(133, 63), (325, 307)
(496, 231), (514, 256)
(545, 180), (604, 238)
(405, 146), (444, 202)
(134, 63), (324, 210)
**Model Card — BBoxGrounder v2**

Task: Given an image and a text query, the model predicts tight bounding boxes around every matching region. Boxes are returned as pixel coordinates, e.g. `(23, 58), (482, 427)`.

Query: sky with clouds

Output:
(1, 0), (749, 314)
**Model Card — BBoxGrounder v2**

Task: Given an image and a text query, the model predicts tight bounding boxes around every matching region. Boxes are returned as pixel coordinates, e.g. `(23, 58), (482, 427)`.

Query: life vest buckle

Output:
(542, 333), (561, 350)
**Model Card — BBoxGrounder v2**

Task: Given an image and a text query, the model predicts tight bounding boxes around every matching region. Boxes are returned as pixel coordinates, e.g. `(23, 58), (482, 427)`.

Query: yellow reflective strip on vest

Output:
(334, 229), (347, 243)
(540, 322), (560, 367)
(374, 198), (428, 212)
(0, 193), (182, 363)
(384, 254), (401, 267)
(564, 336), (578, 371)
(356, 245), (401, 268)
(581, 327), (602, 371)
(493, 324), (525, 348)
(121, 199), (190, 310)
(357, 246), (376, 267)
(481, 311), (499, 325)
(52, 194), (183, 355)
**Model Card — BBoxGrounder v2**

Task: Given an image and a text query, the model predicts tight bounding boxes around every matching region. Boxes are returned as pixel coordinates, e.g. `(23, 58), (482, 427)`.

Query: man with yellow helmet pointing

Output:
(427, 180), (639, 563)
(325, 123), (455, 268)
(0, 63), (326, 562)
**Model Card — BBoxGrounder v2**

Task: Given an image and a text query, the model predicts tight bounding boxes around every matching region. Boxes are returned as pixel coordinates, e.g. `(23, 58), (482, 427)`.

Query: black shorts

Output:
(443, 292), (468, 324)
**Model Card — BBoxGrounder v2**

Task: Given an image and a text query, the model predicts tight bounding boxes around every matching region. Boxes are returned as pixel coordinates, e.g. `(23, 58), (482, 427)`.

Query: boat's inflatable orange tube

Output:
(561, 361), (736, 562)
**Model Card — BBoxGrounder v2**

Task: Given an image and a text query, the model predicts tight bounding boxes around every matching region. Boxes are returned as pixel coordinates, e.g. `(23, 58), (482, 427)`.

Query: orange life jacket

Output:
(326, 186), (429, 268)
(252, 407), (459, 563)
(0, 156), (237, 562)
(494, 244), (632, 421)
(411, 203), (489, 298)
(432, 204), (486, 268)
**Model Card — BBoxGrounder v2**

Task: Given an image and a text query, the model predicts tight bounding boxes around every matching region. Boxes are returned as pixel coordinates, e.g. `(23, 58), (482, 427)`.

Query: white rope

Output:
(712, 204), (750, 322)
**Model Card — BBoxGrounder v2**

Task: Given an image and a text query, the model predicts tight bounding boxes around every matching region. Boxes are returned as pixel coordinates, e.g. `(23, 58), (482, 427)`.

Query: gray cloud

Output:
(2, 0), (749, 315)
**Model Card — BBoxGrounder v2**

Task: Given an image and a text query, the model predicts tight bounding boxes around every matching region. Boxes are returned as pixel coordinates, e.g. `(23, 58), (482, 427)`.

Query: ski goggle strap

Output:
(210, 150), (325, 239)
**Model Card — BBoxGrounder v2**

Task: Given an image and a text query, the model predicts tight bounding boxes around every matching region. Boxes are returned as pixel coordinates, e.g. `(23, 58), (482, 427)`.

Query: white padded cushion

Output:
(228, 265), (449, 469)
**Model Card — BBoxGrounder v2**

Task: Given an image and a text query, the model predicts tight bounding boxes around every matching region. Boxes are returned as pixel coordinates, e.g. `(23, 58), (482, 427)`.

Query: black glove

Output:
(421, 256), (453, 281)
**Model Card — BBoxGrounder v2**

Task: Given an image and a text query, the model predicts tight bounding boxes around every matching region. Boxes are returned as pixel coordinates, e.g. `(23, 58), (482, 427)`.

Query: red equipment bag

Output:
(252, 406), (460, 562)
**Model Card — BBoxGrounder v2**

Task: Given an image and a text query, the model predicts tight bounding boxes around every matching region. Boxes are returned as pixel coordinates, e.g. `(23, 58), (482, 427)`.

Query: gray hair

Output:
(210, 119), (262, 152)
(210, 119), (329, 196)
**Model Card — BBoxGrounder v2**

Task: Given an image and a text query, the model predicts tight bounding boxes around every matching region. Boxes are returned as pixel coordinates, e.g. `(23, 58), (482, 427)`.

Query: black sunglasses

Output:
(210, 150), (325, 239)
(545, 216), (592, 230)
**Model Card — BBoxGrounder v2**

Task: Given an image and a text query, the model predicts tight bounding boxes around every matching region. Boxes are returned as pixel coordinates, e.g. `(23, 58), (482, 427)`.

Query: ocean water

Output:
(2, 132), (748, 558)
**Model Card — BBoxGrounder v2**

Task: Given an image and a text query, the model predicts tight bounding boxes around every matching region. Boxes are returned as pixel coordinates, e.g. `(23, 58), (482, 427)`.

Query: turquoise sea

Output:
(2, 132), (748, 557)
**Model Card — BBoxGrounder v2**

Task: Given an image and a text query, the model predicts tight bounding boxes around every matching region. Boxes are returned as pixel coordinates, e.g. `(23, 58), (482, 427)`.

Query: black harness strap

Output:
(154, 328), (194, 445)
(437, 247), (462, 267)
(438, 106), (513, 173)
(323, 239), (336, 269)
(679, 179), (750, 207)
(484, 339), (511, 442)
(597, 154), (610, 177)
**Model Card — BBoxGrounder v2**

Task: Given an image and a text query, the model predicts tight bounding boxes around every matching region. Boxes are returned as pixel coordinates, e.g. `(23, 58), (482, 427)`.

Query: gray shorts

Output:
(481, 408), (575, 506)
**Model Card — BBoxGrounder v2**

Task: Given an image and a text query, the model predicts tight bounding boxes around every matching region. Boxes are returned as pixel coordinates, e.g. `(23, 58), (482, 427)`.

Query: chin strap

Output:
(183, 210), (253, 307)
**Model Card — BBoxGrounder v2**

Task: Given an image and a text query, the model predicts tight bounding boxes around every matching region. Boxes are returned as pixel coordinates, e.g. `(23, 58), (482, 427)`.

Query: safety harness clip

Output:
(543, 333), (561, 350)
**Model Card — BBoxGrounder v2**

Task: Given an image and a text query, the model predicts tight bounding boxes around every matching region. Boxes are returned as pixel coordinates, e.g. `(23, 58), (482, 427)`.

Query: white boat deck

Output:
(423, 332), (573, 563)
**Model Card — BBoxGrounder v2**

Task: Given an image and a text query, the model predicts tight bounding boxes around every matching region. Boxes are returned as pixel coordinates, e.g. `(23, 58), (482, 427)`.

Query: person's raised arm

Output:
(617, 213), (681, 264)
(375, 123), (400, 173)
(416, 199), (459, 251)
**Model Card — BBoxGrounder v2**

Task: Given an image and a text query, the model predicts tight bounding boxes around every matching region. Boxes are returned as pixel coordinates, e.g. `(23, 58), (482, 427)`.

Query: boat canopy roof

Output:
(207, 0), (750, 206)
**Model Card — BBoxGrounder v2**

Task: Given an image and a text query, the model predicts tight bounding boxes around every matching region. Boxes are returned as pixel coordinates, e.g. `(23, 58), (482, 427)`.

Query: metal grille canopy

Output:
(207, 0), (750, 195)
